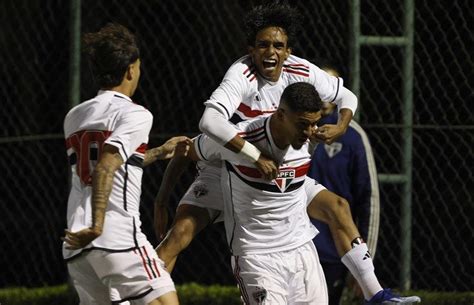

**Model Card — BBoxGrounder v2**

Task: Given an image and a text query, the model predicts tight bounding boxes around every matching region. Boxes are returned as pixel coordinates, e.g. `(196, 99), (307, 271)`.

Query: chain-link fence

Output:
(1, 0), (472, 292)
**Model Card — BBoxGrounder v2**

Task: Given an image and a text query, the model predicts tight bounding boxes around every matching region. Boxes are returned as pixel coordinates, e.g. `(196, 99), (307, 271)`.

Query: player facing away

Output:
(155, 3), (420, 304)
(62, 23), (190, 305)
(189, 82), (328, 304)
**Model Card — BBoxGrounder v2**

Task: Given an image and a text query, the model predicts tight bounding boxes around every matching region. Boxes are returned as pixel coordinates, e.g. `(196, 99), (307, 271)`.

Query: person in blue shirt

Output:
(309, 63), (380, 305)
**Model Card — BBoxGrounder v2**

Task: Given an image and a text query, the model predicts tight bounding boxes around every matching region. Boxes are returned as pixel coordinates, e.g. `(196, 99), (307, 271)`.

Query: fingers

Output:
(267, 165), (279, 180)
(62, 228), (97, 250)
(261, 163), (279, 180)
(62, 229), (81, 250)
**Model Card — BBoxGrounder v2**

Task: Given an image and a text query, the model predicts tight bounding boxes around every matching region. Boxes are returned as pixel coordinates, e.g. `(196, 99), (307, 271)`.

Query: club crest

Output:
(324, 142), (343, 158)
(193, 183), (208, 198)
(274, 169), (295, 192)
(252, 286), (267, 304)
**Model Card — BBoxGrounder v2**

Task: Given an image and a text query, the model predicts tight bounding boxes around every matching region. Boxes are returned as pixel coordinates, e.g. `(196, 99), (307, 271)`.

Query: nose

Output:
(264, 44), (275, 55)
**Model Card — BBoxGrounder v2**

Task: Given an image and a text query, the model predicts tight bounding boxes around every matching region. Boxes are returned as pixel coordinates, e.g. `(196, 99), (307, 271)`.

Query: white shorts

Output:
(67, 242), (175, 305)
(179, 164), (224, 223)
(180, 167), (326, 223)
(232, 241), (328, 305)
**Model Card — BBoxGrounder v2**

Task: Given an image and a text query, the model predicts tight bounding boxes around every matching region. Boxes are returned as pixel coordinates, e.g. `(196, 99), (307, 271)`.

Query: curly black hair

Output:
(243, 2), (301, 47)
(280, 82), (322, 113)
(82, 23), (140, 88)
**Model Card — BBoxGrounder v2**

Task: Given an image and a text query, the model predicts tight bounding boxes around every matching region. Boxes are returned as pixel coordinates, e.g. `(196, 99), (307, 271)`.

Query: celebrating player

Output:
(187, 82), (328, 304)
(156, 3), (420, 304)
(62, 23), (189, 305)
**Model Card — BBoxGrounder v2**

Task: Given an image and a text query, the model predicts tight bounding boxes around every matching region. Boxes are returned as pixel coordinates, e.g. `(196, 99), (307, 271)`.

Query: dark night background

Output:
(0, 0), (472, 292)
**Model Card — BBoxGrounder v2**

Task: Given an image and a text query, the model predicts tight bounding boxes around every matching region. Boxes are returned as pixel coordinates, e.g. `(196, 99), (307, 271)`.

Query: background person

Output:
(309, 63), (380, 305)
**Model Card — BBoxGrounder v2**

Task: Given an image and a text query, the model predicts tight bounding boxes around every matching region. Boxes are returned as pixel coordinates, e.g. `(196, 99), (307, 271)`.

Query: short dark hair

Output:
(280, 82), (322, 113)
(82, 23), (140, 88)
(244, 2), (301, 47)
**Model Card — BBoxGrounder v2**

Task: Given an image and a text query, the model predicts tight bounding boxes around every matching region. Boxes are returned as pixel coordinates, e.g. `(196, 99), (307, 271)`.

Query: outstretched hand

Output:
(255, 154), (279, 180)
(159, 136), (193, 159)
(62, 228), (102, 250)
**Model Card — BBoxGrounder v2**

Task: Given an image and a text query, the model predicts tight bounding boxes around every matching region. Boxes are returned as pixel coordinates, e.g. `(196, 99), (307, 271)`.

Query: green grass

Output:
(0, 283), (473, 305)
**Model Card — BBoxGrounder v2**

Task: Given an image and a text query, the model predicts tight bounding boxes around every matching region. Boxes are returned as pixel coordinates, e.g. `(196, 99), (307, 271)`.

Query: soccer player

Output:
(156, 3), (420, 304)
(156, 1), (357, 268)
(188, 82), (328, 304)
(310, 64), (380, 305)
(62, 23), (189, 305)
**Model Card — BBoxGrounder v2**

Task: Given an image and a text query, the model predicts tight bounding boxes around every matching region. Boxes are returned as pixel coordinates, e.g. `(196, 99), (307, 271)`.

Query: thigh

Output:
(290, 242), (328, 305)
(232, 255), (287, 305)
(67, 254), (111, 305)
(89, 243), (176, 305)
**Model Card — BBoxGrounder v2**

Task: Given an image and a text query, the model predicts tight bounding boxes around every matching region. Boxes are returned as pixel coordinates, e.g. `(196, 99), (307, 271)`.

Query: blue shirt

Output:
(309, 112), (380, 264)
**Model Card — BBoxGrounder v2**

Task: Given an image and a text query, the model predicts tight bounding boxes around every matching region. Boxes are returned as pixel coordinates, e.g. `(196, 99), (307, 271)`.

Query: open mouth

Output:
(262, 58), (277, 70)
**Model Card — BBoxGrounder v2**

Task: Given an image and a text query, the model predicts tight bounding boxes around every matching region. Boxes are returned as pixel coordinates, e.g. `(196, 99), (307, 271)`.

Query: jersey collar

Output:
(98, 90), (133, 103)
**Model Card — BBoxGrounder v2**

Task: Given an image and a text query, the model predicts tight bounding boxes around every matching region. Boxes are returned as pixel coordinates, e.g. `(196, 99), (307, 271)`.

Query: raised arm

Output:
(143, 136), (192, 166)
(316, 87), (357, 144)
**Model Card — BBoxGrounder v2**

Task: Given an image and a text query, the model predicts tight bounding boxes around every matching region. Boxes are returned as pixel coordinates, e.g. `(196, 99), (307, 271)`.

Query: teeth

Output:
(263, 59), (277, 64)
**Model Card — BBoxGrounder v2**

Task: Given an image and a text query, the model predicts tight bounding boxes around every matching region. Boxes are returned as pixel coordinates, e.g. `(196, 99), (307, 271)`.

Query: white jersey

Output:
(63, 90), (152, 260)
(205, 54), (344, 124)
(197, 54), (345, 172)
(194, 116), (318, 256)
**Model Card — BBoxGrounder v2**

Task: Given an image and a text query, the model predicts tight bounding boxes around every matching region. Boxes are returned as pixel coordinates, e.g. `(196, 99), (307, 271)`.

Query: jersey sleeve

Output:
(203, 64), (250, 120)
(105, 107), (153, 162)
(193, 133), (247, 164)
(308, 62), (358, 115)
(308, 62), (343, 103)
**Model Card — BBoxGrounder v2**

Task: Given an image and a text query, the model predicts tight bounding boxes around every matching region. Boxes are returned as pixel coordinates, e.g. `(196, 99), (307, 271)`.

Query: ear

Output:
(275, 107), (286, 120)
(248, 45), (254, 54)
(125, 64), (134, 81)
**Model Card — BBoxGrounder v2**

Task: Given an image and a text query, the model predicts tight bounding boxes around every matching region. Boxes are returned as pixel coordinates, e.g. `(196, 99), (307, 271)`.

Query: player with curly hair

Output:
(62, 23), (189, 305)
(155, 3), (420, 304)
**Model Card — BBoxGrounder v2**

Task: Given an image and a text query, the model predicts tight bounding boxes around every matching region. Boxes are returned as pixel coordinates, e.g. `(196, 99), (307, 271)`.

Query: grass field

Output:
(1, 283), (473, 305)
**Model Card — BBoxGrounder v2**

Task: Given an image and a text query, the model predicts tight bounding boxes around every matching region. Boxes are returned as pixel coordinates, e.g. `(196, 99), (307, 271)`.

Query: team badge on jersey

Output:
(193, 183), (208, 198)
(324, 142), (343, 158)
(274, 169), (295, 192)
(252, 286), (267, 304)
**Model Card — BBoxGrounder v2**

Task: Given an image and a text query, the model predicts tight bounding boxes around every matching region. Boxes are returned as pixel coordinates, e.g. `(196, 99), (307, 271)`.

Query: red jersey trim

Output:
(236, 103), (275, 118)
(234, 162), (311, 179)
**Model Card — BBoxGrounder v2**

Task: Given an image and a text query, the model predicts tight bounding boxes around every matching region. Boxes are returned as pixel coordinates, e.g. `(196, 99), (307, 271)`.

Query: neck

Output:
(269, 115), (290, 149)
(105, 83), (133, 97)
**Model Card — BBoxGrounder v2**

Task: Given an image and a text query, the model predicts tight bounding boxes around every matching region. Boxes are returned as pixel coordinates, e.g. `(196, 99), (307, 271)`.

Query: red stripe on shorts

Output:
(138, 247), (153, 279)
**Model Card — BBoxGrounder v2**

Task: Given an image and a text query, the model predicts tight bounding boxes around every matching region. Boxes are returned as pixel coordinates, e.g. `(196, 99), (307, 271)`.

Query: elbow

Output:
(198, 116), (210, 134)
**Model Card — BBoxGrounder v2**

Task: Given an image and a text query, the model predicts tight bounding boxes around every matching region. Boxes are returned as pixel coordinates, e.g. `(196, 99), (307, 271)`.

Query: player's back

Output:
(63, 90), (152, 260)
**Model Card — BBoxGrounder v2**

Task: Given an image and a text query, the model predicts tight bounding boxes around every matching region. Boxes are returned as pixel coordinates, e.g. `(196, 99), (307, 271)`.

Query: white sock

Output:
(341, 243), (383, 300)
